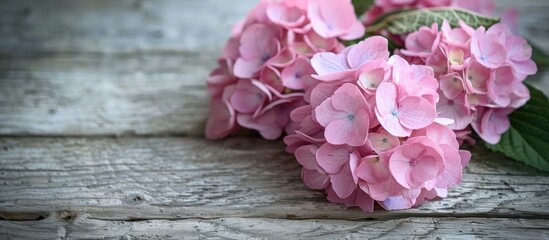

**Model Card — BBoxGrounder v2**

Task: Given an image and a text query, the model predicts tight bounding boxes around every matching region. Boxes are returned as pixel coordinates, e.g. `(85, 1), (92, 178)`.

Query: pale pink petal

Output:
(310, 52), (352, 81)
(355, 156), (390, 183)
(295, 145), (319, 170)
(315, 98), (347, 126)
(347, 36), (390, 69)
(302, 168), (329, 189)
(439, 74), (464, 99)
(368, 133), (400, 153)
(459, 150), (472, 167)
(330, 163), (357, 199)
(331, 83), (368, 113)
(471, 29), (507, 68)
(377, 111), (412, 137)
(324, 110), (369, 146)
(316, 143), (350, 174)
(398, 96), (436, 130)
(375, 82), (398, 116)
(436, 145), (463, 188)
(233, 58), (264, 78)
(266, 3), (306, 28)
(436, 93), (474, 130)
(205, 98), (236, 140)
(281, 56), (315, 90)
(356, 189), (374, 213)
(410, 155), (439, 185)
(340, 21), (367, 40)
(388, 147), (412, 189)
(310, 83), (340, 108)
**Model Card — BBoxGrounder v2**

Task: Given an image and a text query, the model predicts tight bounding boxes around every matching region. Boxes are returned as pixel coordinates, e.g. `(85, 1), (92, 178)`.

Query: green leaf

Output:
(365, 7), (500, 34)
(485, 83), (549, 172)
(530, 41), (549, 68)
(352, 0), (375, 17)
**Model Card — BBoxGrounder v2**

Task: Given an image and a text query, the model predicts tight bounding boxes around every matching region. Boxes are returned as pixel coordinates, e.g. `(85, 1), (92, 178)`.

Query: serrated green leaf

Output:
(365, 7), (500, 34)
(485, 83), (549, 172)
(530, 41), (549, 68)
(352, 0), (375, 17)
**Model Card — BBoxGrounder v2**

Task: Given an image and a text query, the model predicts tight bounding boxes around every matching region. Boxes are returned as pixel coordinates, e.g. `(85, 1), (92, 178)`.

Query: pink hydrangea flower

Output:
(315, 83), (371, 146)
(399, 22), (536, 144)
(284, 36), (471, 213)
(206, 0), (364, 140)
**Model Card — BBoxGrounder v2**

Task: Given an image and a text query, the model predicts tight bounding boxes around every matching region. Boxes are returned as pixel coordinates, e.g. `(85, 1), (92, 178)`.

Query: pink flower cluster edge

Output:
(204, 0), (538, 213)
(205, 0), (364, 140)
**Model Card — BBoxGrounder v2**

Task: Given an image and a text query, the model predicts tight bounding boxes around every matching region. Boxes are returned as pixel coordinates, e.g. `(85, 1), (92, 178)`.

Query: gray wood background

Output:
(0, 0), (548, 239)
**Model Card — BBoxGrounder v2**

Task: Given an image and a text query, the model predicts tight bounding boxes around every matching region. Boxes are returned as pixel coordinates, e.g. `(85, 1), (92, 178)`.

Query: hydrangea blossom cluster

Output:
(398, 21), (537, 144)
(205, 0), (365, 140)
(284, 37), (471, 212)
(364, 0), (495, 25)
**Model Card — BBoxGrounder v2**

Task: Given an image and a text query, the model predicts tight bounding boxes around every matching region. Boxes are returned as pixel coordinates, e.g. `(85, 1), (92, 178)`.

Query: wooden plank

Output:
(0, 0), (256, 53)
(1, 216), (548, 239)
(0, 1), (548, 136)
(0, 51), (214, 136)
(0, 137), (548, 221)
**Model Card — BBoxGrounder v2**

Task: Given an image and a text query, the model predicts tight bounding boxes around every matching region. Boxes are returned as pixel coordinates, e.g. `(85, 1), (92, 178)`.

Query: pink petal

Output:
(436, 144), (463, 188)
(310, 83), (340, 108)
(355, 156), (390, 183)
(330, 163), (357, 199)
(439, 74), (464, 99)
(316, 143), (350, 174)
(375, 82), (398, 116)
(472, 30), (507, 68)
(290, 105), (312, 123)
(436, 93), (474, 130)
(464, 61), (490, 94)
(376, 111), (411, 137)
(315, 98), (346, 127)
(398, 96), (436, 130)
(302, 168), (329, 189)
(410, 155), (439, 185)
(233, 58), (263, 78)
(295, 145), (319, 170)
(412, 123), (459, 149)
(347, 36), (390, 69)
(459, 150), (472, 167)
(368, 132), (400, 153)
(340, 21), (366, 41)
(331, 83), (368, 113)
(281, 56), (315, 90)
(310, 52), (352, 81)
(266, 3), (306, 28)
(388, 147), (412, 189)
(356, 189), (375, 213)
(308, 0), (358, 39)
(324, 109), (369, 146)
(205, 98), (236, 140)
(305, 30), (338, 52)
(358, 68), (386, 91)
(268, 47), (296, 68)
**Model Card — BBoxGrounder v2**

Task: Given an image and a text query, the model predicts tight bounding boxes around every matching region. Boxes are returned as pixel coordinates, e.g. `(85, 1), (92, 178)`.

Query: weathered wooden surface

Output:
(2, 216), (549, 240)
(0, 0), (549, 239)
(0, 137), (548, 238)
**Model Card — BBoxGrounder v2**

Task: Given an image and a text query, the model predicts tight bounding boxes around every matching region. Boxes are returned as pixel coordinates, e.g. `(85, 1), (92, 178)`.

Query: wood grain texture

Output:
(0, 0), (548, 136)
(2, 215), (549, 240)
(0, 137), (548, 222)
